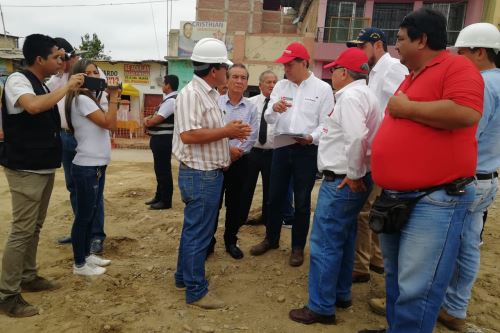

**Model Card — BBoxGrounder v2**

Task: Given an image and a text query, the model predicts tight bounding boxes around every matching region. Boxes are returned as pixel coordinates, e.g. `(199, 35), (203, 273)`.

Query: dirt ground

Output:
(0, 149), (499, 333)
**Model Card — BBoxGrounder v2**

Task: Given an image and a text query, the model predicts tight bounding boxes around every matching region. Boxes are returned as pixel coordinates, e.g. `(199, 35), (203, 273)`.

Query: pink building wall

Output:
(313, 0), (485, 79)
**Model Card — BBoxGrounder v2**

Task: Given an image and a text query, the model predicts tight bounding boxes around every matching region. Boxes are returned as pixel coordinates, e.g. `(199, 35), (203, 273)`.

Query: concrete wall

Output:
(482, 0), (500, 27)
(167, 59), (194, 90)
(0, 36), (18, 49)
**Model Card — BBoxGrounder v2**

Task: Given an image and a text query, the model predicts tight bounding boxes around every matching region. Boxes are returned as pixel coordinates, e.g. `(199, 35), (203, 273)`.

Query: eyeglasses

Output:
(329, 66), (344, 73)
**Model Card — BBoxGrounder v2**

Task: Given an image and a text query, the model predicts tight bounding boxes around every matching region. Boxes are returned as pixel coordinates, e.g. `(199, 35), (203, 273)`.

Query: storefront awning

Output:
(121, 83), (140, 97)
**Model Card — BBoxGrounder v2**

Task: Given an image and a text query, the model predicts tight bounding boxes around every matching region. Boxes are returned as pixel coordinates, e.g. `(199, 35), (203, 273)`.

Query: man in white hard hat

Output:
(438, 22), (500, 332)
(172, 38), (251, 309)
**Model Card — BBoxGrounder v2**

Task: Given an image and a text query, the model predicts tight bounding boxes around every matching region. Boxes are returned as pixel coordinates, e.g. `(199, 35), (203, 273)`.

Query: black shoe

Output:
(90, 239), (103, 255)
(144, 197), (160, 205)
(149, 202), (172, 210)
(335, 299), (352, 309)
(369, 264), (385, 275)
(0, 294), (38, 317)
(226, 244), (244, 259)
(358, 329), (386, 333)
(246, 217), (264, 226)
(57, 235), (72, 245)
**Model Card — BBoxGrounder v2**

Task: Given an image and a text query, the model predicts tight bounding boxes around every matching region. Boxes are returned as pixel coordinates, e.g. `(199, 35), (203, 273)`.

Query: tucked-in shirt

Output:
(218, 94), (258, 153)
(264, 72), (334, 148)
(476, 68), (500, 174)
(248, 93), (275, 150)
(4, 73), (55, 174)
(369, 53), (408, 113)
(71, 95), (111, 166)
(318, 80), (381, 179)
(157, 91), (178, 119)
(372, 51), (484, 191)
(172, 75), (230, 170)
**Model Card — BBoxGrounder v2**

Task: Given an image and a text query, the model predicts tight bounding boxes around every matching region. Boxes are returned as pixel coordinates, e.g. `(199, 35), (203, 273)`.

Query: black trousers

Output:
(240, 147), (273, 225)
(149, 134), (173, 205)
(212, 154), (250, 247)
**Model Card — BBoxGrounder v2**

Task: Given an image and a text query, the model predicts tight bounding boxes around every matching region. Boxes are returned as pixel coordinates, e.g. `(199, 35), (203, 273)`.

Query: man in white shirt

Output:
(0, 34), (83, 317)
(250, 42), (334, 267)
(289, 47), (381, 325)
(144, 75), (178, 210)
(347, 28), (408, 283)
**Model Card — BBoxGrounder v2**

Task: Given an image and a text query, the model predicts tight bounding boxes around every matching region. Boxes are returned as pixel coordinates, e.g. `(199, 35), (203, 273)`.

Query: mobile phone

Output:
(82, 76), (107, 91)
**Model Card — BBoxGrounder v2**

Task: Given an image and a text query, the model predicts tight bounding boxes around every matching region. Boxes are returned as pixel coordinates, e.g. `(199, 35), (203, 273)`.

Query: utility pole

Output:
(0, 2), (9, 43)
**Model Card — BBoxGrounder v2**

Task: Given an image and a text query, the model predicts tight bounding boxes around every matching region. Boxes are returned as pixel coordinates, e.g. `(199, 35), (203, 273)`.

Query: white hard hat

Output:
(455, 23), (500, 53)
(190, 38), (233, 66)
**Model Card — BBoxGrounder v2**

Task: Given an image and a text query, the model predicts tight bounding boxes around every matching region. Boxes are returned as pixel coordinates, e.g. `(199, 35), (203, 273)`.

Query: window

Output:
(322, 1), (367, 43)
(372, 3), (414, 46)
(424, 2), (467, 45)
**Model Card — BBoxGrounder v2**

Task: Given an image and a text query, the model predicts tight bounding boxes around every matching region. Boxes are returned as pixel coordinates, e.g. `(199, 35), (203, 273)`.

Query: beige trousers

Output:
(0, 168), (54, 300)
(353, 185), (384, 274)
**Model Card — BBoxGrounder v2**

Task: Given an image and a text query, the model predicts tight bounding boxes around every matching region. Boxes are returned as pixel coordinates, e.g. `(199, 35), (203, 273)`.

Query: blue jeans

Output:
(70, 164), (107, 265)
(442, 178), (498, 319)
(266, 144), (318, 249)
(379, 184), (476, 333)
(61, 131), (105, 241)
(175, 164), (223, 303)
(307, 174), (372, 315)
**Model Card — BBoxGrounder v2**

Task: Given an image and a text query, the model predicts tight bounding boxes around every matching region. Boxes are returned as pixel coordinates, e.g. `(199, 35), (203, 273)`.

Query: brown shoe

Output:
(289, 248), (304, 267)
(0, 294), (39, 317)
(438, 309), (466, 331)
(189, 291), (224, 310)
(289, 306), (336, 325)
(352, 271), (371, 283)
(21, 276), (61, 292)
(250, 239), (278, 256)
(368, 298), (386, 316)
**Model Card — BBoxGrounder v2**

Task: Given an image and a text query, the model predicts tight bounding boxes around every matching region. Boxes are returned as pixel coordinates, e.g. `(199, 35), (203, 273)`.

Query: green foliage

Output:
(78, 33), (111, 60)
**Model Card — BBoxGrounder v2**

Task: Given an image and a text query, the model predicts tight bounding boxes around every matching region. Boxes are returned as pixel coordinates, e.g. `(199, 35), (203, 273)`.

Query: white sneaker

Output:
(86, 254), (111, 267)
(73, 263), (107, 276)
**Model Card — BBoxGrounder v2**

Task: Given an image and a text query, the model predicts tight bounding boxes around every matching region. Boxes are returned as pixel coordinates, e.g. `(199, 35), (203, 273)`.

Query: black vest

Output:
(148, 94), (176, 135)
(0, 70), (62, 170)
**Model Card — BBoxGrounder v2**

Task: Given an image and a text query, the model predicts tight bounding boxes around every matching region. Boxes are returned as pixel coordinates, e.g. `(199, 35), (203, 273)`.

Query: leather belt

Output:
(323, 170), (346, 181)
(476, 172), (498, 180)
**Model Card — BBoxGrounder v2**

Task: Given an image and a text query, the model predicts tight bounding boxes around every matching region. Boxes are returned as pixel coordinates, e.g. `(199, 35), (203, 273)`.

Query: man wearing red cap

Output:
(249, 42), (334, 267)
(288, 47), (381, 325)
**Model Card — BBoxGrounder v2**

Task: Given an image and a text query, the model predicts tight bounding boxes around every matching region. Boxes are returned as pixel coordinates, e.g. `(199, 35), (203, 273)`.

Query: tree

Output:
(78, 33), (111, 60)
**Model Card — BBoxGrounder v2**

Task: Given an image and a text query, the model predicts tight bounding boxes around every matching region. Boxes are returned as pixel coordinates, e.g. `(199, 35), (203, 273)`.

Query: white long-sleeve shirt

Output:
(318, 79), (381, 179)
(264, 73), (334, 148)
(368, 53), (408, 113)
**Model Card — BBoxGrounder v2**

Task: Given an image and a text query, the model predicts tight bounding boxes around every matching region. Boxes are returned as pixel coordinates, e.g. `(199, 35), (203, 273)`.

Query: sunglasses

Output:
(329, 66), (344, 73)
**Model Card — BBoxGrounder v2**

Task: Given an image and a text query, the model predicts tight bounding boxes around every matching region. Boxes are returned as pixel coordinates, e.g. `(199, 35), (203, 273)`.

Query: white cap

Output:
(455, 23), (500, 53)
(190, 38), (233, 66)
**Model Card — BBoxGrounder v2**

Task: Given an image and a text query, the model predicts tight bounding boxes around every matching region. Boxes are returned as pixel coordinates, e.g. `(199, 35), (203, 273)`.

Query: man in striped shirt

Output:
(172, 38), (251, 309)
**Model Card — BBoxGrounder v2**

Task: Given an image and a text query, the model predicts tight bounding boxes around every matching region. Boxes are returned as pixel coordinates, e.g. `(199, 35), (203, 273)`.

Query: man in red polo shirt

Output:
(359, 8), (484, 333)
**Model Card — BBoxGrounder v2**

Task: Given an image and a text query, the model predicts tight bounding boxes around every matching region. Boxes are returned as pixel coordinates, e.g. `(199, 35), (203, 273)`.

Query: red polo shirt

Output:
(372, 51), (484, 191)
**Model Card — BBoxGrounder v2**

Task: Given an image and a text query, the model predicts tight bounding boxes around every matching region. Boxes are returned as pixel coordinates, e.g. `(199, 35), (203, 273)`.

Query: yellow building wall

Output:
(482, 0), (500, 27)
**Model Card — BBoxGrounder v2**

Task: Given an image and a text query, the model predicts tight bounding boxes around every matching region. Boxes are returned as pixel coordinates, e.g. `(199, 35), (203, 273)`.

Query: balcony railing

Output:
(316, 17), (371, 43)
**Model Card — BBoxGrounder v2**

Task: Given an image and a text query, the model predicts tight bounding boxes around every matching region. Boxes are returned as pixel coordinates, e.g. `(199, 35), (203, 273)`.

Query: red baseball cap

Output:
(323, 48), (369, 74)
(275, 42), (310, 64)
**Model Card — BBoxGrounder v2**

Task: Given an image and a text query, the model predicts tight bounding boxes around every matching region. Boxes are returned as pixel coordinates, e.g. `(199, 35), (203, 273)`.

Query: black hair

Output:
(293, 57), (310, 68)
(400, 8), (447, 51)
(22, 34), (58, 66)
(164, 74), (179, 91)
(183, 22), (193, 30)
(227, 63), (249, 80)
(192, 61), (226, 78)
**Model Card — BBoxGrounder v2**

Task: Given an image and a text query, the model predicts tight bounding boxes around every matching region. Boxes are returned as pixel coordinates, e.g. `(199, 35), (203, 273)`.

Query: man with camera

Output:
(289, 47), (380, 325)
(172, 38), (251, 309)
(360, 9), (484, 333)
(143, 74), (179, 210)
(0, 34), (83, 317)
(46, 38), (107, 255)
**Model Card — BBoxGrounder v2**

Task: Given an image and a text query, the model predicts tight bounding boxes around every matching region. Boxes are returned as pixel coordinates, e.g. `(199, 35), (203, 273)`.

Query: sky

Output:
(0, 0), (196, 61)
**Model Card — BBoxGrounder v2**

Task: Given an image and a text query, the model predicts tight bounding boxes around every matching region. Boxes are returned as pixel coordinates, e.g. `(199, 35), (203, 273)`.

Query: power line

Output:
(150, 2), (161, 59)
(1, 0), (180, 8)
